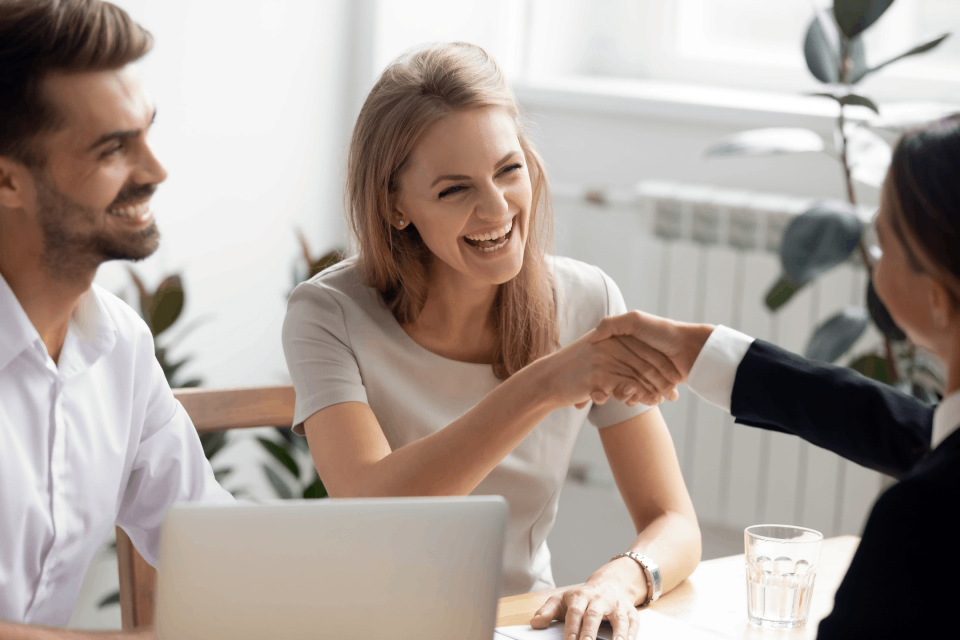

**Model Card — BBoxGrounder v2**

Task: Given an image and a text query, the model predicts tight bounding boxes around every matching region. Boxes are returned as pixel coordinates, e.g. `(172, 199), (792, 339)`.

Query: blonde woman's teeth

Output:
(465, 219), (512, 242)
(477, 235), (509, 252)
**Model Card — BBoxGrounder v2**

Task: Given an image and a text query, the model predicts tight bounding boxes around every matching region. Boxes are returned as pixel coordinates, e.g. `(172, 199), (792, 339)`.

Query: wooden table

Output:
(496, 536), (859, 638)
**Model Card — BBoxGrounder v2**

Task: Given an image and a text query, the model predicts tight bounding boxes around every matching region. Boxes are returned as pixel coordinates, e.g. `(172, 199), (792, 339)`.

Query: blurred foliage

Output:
(289, 227), (344, 296)
(705, 0), (948, 402)
(259, 229), (344, 500)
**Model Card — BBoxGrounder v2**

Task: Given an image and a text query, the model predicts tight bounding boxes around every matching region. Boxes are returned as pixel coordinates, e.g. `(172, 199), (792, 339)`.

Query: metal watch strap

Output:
(610, 551), (662, 605)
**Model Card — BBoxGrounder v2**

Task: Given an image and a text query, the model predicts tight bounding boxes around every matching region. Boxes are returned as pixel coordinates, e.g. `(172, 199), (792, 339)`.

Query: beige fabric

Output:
(282, 255), (649, 596)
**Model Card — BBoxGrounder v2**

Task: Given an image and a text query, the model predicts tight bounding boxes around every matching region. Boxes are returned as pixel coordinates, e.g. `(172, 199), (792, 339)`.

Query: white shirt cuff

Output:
(686, 325), (755, 413)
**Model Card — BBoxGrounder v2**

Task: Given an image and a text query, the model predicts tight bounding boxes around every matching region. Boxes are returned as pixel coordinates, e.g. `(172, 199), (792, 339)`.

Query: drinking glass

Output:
(744, 524), (823, 629)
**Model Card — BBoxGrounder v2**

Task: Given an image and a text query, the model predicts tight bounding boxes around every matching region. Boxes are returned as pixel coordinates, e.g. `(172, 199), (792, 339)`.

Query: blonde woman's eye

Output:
(502, 163), (523, 174)
(439, 185), (465, 198)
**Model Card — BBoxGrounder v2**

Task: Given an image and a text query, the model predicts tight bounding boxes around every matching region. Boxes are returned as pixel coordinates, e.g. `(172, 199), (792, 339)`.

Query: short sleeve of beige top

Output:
(281, 255), (651, 596)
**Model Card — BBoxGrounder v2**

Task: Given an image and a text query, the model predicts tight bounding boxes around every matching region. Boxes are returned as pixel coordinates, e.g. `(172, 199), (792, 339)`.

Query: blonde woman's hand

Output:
(530, 579), (642, 640)
(591, 311), (716, 404)
(535, 330), (682, 410)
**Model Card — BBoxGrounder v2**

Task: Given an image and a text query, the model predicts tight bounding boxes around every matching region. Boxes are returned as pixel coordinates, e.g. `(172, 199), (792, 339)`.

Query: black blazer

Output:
(731, 339), (958, 638)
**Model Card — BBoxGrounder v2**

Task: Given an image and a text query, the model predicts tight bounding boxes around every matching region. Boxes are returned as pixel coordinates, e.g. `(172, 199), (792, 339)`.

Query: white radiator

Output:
(552, 181), (885, 541)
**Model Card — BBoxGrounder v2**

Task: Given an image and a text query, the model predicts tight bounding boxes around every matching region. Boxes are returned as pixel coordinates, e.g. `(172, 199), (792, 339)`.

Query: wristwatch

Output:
(610, 551), (662, 606)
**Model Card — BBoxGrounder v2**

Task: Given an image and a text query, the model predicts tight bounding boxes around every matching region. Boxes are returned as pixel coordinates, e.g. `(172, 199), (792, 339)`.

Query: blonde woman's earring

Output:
(399, 220), (406, 227)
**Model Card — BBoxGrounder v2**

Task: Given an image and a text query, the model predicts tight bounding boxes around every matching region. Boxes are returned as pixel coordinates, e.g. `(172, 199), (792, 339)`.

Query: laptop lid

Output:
(154, 496), (507, 640)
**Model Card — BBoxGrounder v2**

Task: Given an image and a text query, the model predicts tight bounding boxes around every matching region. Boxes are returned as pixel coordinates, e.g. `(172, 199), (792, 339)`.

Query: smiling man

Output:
(0, 1), (232, 637)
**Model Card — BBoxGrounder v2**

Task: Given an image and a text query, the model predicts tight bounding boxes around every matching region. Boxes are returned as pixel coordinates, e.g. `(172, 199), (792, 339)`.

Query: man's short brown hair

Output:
(0, 0), (152, 166)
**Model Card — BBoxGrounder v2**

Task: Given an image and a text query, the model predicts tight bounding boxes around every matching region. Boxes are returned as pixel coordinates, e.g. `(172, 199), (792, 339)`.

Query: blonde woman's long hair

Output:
(346, 42), (558, 379)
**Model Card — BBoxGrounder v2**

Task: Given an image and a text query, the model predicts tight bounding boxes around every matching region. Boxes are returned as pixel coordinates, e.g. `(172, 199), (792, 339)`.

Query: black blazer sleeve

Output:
(730, 340), (934, 478)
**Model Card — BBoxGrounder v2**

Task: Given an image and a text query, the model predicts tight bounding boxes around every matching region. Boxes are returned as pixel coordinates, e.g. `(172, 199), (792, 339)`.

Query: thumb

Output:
(591, 312), (643, 343)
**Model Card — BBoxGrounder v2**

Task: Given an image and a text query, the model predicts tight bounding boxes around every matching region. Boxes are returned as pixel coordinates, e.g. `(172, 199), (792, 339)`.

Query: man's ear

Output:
(0, 156), (31, 210)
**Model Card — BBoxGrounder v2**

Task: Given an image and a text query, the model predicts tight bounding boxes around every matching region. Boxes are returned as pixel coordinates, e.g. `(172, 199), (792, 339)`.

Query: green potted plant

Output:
(706, 0), (950, 401)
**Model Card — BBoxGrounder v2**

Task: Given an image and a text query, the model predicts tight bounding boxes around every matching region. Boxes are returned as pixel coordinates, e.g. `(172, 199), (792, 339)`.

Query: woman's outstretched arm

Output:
(530, 407), (701, 640)
(593, 312), (934, 478)
(303, 331), (681, 498)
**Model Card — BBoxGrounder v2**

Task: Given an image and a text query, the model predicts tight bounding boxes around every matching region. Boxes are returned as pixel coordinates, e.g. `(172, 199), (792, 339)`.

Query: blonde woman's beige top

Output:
(281, 255), (650, 596)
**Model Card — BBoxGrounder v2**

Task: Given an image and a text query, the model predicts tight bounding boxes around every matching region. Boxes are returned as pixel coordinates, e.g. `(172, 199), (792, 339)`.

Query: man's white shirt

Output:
(0, 273), (232, 626)
(686, 324), (960, 448)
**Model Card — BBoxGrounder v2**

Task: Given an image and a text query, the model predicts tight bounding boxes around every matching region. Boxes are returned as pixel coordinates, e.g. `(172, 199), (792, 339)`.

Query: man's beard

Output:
(32, 170), (161, 279)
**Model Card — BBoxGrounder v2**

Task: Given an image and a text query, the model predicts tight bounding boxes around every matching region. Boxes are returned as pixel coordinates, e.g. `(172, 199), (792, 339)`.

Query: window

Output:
(523, 0), (960, 102)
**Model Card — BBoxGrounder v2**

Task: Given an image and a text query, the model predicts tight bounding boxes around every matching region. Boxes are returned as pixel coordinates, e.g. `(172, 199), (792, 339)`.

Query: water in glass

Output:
(746, 555), (816, 628)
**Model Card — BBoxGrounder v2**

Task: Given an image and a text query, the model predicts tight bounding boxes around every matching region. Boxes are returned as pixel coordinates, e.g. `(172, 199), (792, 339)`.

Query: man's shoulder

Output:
(89, 283), (154, 344)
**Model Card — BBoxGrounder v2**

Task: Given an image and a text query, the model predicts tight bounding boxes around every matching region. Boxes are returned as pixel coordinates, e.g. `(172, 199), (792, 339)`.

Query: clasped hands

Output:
(544, 310), (712, 412)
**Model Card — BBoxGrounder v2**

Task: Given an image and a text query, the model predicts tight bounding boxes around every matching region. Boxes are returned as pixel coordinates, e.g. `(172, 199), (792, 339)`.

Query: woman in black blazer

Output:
(593, 114), (960, 638)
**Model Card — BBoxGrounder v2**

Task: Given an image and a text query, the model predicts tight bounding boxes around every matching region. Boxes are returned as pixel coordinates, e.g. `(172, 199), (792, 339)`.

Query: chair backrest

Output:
(117, 385), (296, 631)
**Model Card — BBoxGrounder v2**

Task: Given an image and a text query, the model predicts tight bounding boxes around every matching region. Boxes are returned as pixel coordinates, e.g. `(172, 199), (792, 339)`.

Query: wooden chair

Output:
(116, 385), (296, 631)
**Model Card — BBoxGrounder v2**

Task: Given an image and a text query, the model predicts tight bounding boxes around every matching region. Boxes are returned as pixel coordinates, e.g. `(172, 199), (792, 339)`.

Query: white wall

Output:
(94, 0), (363, 389)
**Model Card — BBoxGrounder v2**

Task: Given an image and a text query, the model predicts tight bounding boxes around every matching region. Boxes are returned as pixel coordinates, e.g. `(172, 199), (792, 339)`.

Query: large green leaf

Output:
(804, 14), (840, 83)
(309, 250), (344, 279)
(833, 0), (895, 39)
(849, 353), (892, 384)
(98, 590), (121, 608)
(848, 34), (950, 83)
(200, 431), (229, 460)
(158, 353), (189, 384)
(257, 437), (300, 478)
(148, 275), (184, 337)
(866, 279), (906, 341)
(262, 463), (294, 499)
(809, 91), (879, 114)
(705, 128), (824, 157)
(806, 307), (870, 363)
(765, 273), (802, 311)
(302, 475), (328, 499)
(780, 201), (863, 285)
(213, 466), (234, 484)
(843, 34), (869, 85)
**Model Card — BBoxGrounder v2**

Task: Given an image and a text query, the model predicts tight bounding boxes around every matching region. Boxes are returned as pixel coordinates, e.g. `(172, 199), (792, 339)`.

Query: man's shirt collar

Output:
(0, 272), (40, 372)
(0, 271), (117, 377)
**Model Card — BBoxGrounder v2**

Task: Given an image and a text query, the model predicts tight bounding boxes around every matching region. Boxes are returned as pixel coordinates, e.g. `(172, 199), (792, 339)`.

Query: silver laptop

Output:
(154, 496), (507, 640)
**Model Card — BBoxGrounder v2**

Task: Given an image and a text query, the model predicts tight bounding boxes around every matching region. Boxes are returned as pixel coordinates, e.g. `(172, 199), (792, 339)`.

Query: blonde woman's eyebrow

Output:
(429, 151), (521, 187)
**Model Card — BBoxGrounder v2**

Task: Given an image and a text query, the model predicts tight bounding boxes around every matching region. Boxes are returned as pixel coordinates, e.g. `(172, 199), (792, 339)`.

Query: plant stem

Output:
(838, 105), (898, 383)
(884, 336), (899, 384)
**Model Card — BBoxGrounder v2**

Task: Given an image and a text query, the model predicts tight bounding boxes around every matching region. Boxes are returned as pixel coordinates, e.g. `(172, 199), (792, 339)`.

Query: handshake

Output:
(539, 310), (716, 411)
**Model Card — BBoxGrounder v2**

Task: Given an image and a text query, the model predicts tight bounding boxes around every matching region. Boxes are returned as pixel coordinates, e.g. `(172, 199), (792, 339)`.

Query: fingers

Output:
(613, 382), (662, 407)
(562, 594), (588, 640)
(596, 372), (661, 407)
(608, 339), (679, 400)
(531, 595), (563, 629)
(591, 311), (645, 342)
(628, 608), (641, 640)
(577, 602), (607, 640)
(609, 607), (631, 640)
(617, 335), (684, 386)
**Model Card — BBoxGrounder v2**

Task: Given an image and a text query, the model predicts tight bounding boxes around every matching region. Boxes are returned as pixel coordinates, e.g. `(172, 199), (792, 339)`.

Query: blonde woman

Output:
(282, 43), (699, 640)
